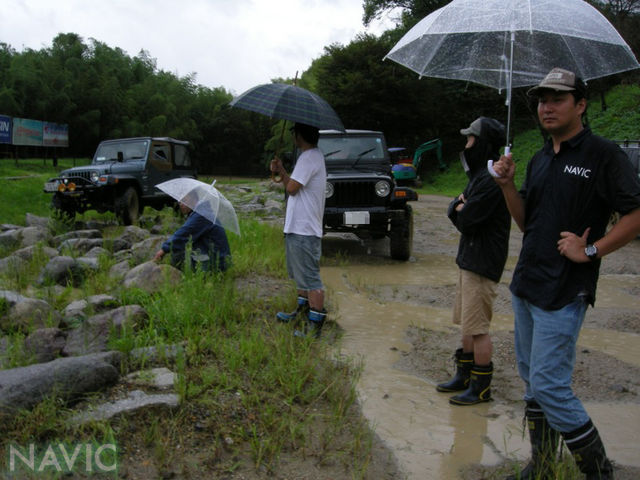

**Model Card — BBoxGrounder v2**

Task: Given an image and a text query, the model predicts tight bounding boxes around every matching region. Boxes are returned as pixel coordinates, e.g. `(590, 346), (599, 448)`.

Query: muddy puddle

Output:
(321, 195), (640, 479)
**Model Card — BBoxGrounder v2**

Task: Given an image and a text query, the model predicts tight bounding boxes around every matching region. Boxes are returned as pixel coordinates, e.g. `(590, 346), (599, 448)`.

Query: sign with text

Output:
(43, 122), (69, 147)
(12, 118), (43, 146)
(0, 115), (11, 144)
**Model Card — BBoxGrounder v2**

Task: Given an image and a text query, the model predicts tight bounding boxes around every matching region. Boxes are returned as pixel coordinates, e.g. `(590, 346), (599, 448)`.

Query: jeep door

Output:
(146, 141), (173, 198)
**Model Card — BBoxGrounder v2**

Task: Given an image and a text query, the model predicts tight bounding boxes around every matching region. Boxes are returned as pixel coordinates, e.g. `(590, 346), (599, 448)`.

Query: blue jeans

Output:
(512, 294), (590, 432)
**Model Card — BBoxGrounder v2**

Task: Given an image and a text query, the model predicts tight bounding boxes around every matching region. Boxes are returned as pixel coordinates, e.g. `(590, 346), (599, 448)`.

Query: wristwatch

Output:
(585, 244), (598, 261)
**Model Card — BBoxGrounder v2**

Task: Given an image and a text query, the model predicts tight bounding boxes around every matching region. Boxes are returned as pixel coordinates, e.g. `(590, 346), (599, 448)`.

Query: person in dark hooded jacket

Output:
(436, 117), (511, 406)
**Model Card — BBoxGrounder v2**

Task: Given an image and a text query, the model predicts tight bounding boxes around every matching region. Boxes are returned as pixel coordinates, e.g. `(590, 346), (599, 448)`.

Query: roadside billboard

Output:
(12, 118), (43, 146)
(43, 122), (69, 147)
(0, 115), (11, 144)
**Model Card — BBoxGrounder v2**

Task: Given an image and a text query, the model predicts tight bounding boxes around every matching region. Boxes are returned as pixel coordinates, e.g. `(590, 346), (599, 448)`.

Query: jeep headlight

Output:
(375, 181), (391, 197)
(90, 171), (100, 183)
(325, 182), (334, 199)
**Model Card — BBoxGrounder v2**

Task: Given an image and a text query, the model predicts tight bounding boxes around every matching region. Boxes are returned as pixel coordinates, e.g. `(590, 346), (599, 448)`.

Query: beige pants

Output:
(452, 269), (497, 336)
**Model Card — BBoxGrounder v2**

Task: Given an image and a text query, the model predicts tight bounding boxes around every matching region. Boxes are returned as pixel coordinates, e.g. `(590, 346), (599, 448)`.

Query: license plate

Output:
(344, 211), (370, 225)
(44, 182), (59, 192)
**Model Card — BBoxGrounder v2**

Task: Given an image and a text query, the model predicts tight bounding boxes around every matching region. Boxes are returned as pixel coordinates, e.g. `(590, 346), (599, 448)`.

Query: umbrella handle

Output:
(271, 123), (286, 183)
(487, 160), (501, 178)
(487, 145), (511, 178)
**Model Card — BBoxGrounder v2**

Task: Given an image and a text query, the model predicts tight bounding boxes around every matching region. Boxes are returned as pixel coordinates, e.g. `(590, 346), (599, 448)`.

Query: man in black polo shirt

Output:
(492, 67), (640, 480)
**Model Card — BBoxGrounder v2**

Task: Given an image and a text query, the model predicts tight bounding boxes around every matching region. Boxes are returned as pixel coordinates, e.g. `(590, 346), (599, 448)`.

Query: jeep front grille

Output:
(333, 181), (376, 207)
(65, 171), (92, 182)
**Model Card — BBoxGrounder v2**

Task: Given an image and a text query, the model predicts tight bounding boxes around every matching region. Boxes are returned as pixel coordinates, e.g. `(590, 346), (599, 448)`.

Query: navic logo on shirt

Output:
(564, 165), (591, 179)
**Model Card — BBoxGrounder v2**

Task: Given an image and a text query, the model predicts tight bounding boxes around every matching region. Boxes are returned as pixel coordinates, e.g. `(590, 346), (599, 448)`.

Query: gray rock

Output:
(125, 367), (177, 390)
(87, 294), (119, 311)
(24, 328), (67, 363)
(0, 255), (26, 272)
(25, 213), (50, 228)
(12, 244), (58, 260)
(63, 305), (147, 356)
(17, 226), (49, 248)
(63, 299), (89, 320)
(63, 294), (120, 322)
(85, 246), (109, 258)
(58, 237), (104, 254)
(1, 297), (60, 333)
(0, 229), (20, 249)
(104, 237), (132, 253)
(70, 389), (179, 424)
(123, 261), (182, 294)
(76, 256), (100, 270)
(0, 223), (22, 232)
(0, 351), (122, 413)
(38, 256), (86, 286)
(109, 260), (131, 280)
(120, 225), (150, 244)
(130, 237), (164, 264)
(51, 229), (102, 248)
(0, 290), (28, 306)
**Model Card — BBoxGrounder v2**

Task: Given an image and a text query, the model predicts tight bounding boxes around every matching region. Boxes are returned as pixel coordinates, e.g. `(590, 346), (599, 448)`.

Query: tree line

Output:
(1, 0), (638, 176)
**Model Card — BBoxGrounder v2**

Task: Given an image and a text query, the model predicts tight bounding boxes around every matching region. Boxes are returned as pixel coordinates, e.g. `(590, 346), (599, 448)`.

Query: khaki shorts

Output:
(452, 269), (497, 336)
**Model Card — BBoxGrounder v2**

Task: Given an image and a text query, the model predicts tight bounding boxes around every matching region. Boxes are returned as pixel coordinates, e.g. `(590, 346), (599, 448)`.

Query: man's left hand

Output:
(558, 227), (591, 262)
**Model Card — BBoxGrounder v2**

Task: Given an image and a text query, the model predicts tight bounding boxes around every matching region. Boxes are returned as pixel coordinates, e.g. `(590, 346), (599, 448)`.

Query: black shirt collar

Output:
(542, 126), (592, 155)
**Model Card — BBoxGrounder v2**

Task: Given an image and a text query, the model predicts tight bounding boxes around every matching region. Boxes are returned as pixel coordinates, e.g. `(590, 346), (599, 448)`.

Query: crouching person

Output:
(153, 199), (231, 273)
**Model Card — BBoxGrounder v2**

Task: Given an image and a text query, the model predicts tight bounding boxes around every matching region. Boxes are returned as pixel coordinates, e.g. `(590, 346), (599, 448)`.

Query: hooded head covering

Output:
(460, 117), (505, 175)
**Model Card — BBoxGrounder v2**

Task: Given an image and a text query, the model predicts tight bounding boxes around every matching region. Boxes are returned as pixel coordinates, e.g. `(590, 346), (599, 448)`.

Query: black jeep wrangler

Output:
(44, 137), (196, 225)
(318, 129), (418, 260)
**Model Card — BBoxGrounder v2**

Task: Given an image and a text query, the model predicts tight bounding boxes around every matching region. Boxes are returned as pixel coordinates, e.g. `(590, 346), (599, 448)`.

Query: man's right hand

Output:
(270, 157), (283, 175)
(492, 152), (516, 186)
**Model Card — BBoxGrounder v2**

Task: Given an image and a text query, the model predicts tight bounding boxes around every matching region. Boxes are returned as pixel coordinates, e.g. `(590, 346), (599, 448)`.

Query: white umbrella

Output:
(156, 178), (240, 236)
(385, 0), (640, 149)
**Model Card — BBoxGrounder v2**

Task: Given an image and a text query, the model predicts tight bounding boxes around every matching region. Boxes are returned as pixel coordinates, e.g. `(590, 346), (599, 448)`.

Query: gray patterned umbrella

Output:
(229, 83), (345, 132)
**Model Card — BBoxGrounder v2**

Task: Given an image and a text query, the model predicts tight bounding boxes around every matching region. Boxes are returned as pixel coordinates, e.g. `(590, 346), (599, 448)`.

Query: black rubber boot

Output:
(294, 309), (326, 339)
(449, 362), (492, 405)
(276, 296), (308, 323)
(436, 348), (474, 392)
(505, 401), (559, 480)
(562, 419), (614, 480)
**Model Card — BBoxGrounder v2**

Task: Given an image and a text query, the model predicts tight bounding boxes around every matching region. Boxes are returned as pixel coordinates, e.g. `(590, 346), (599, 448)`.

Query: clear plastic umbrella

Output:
(385, 0), (640, 148)
(156, 178), (240, 236)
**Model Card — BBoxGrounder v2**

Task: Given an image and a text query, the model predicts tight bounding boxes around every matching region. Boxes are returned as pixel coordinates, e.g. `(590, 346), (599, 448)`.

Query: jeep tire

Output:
(52, 194), (76, 221)
(116, 187), (140, 225)
(389, 205), (413, 261)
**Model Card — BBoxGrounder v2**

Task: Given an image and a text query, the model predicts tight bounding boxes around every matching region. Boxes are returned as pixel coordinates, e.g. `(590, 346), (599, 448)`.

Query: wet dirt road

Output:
(321, 195), (640, 479)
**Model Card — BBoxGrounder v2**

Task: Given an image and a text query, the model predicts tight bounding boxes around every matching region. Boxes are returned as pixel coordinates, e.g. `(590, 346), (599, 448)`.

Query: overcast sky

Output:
(2, 0), (398, 95)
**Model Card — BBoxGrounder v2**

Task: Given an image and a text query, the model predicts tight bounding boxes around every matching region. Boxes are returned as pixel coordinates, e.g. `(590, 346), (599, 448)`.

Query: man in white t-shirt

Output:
(270, 122), (327, 338)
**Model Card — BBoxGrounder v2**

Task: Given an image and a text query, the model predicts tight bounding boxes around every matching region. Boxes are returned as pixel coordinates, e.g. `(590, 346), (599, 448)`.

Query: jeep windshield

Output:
(93, 140), (150, 163)
(318, 135), (386, 166)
